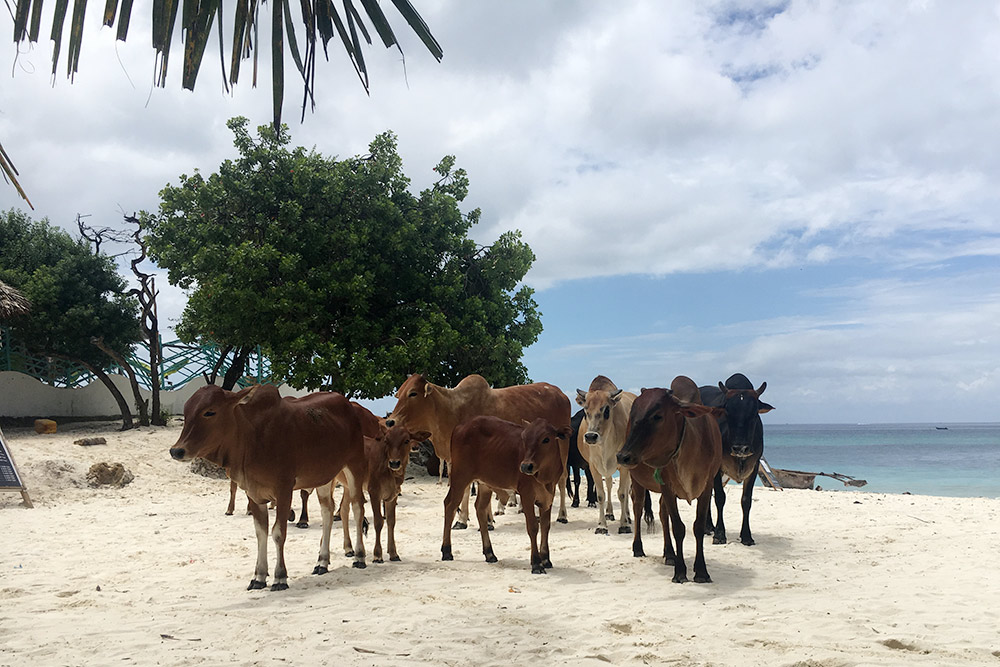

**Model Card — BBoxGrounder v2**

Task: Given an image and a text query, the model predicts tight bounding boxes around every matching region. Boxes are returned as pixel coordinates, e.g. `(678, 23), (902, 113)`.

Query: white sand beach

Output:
(1, 420), (998, 666)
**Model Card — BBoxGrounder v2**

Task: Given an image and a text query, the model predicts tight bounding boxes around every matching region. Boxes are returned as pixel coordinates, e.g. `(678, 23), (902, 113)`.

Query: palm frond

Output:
(0, 280), (31, 319)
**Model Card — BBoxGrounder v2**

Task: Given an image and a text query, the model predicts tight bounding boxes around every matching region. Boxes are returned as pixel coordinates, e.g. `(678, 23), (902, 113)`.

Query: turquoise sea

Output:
(761, 423), (1000, 498)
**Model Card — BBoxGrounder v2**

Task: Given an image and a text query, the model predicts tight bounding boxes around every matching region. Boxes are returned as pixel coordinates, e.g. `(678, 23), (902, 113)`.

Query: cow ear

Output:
(758, 401), (775, 414)
(556, 426), (573, 440)
(423, 382), (436, 398)
(575, 389), (587, 406)
(718, 381), (727, 393)
(236, 384), (279, 409)
(678, 403), (719, 419)
(609, 389), (623, 405)
(411, 430), (432, 442)
(522, 419), (532, 427)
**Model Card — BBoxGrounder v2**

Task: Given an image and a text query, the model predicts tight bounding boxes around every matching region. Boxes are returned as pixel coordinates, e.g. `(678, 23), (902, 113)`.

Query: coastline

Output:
(1, 421), (998, 666)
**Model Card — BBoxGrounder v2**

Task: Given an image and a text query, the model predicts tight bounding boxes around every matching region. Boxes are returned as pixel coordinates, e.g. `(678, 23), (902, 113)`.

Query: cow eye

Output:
(542, 437), (550, 443)
(603, 406), (610, 419)
(652, 414), (662, 422)
(203, 410), (216, 417)
(408, 391), (418, 398)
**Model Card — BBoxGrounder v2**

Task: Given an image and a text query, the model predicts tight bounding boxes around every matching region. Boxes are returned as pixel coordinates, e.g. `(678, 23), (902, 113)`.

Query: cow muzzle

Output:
(584, 431), (600, 445)
(731, 445), (753, 458)
(384, 417), (396, 427)
(520, 462), (537, 476)
(616, 450), (637, 468)
(169, 447), (187, 461)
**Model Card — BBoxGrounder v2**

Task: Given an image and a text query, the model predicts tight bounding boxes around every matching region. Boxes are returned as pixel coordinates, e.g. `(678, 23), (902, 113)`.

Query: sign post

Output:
(0, 426), (33, 508)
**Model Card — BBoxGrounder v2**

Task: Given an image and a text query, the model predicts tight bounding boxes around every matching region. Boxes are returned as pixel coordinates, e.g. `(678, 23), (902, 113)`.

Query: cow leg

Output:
(556, 476), (569, 524)
(226, 479), (238, 515)
(269, 493), (292, 591)
(385, 495), (401, 562)
(441, 480), (468, 561)
(595, 475), (610, 534)
(296, 488), (311, 529)
(693, 487), (714, 583)
(313, 482), (335, 575)
(343, 468), (367, 569)
(340, 483), (354, 557)
(630, 483), (645, 557)
(665, 495), (688, 583)
(585, 464), (598, 507)
(476, 488), (497, 563)
(247, 500), (269, 590)
(521, 491), (545, 574)
(660, 493), (676, 567)
(372, 494), (386, 564)
(617, 467), (632, 534)
(712, 472), (728, 544)
(454, 484), (471, 530)
(539, 499), (553, 569)
(569, 465), (581, 508)
(739, 463), (759, 546)
(604, 475), (616, 522)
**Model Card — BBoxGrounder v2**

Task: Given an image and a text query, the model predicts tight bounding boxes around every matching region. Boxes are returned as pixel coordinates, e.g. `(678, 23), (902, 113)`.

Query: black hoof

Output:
(287, 511), (295, 523)
(713, 535), (727, 545)
(373, 556), (384, 564)
(485, 554), (498, 564)
(664, 556), (676, 567)
(312, 565), (328, 575)
(333, 515), (342, 522)
(694, 574), (713, 584)
(571, 501), (580, 508)
(225, 511), (234, 516)
(531, 565), (547, 575)
(595, 527), (609, 535)
(296, 521), (309, 529)
(247, 580), (266, 590)
(344, 550), (355, 558)
(441, 546), (453, 561)
(672, 575), (688, 584)
(605, 513), (615, 521)
(542, 558), (553, 569)
(741, 538), (756, 546)
(588, 502), (597, 508)
(633, 548), (645, 558)
(352, 561), (367, 569)
(618, 525), (632, 534)
(487, 524), (494, 532)
(389, 555), (401, 562)
(270, 582), (289, 592)
(453, 521), (468, 530)
(557, 517), (568, 524)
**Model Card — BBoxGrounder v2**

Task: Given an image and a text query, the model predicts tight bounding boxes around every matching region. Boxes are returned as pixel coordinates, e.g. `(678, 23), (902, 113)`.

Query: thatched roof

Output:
(0, 279), (30, 318)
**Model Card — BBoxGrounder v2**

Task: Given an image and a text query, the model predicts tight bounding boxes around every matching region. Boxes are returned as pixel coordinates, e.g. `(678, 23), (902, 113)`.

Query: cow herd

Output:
(169, 371), (772, 591)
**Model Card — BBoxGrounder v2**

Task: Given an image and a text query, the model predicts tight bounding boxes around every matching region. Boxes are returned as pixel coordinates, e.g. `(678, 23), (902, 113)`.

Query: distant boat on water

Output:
(936, 426), (949, 430)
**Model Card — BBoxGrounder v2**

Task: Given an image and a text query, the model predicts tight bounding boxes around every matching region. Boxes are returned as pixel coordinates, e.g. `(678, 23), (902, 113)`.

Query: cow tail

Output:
(643, 489), (654, 529)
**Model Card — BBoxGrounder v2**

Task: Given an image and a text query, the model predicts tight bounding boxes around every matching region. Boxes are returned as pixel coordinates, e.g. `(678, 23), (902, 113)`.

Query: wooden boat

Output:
(758, 457), (866, 490)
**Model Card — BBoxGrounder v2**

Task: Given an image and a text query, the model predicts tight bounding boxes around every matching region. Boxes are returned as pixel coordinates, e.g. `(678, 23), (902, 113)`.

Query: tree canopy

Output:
(0, 208), (141, 369)
(145, 118), (542, 398)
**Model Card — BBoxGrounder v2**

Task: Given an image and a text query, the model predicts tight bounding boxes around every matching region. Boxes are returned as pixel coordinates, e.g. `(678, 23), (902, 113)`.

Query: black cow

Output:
(567, 409), (598, 508)
(699, 373), (774, 546)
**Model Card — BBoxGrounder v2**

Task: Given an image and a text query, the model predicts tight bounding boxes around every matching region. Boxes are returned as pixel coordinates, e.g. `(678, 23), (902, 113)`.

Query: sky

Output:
(2, 1), (999, 423)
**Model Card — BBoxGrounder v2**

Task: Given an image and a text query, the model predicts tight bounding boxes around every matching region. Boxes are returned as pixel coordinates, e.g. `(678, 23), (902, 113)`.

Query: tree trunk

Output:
(78, 359), (134, 430)
(148, 330), (164, 426)
(222, 346), (252, 391)
(91, 337), (149, 426)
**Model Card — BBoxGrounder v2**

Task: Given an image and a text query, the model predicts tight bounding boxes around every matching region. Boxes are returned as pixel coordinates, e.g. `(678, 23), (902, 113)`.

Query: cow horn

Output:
(237, 385), (260, 405)
(756, 381), (767, 396)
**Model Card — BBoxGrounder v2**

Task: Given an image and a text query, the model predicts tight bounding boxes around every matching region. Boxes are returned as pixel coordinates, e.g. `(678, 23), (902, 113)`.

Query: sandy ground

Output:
(1, 420), (998, 667)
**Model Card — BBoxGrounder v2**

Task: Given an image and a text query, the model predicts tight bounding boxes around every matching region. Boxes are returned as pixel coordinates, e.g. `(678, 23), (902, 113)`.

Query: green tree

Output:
(145, 118), (541, 397)
(0, 209), (142, 428)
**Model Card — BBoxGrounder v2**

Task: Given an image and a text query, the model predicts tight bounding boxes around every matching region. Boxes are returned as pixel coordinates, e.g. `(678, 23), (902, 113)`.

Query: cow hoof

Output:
(672, 575), (688, 584)
(373, 557), (384, 564)
(542, 558), (553, 569)
(741, 538), (756, 546)
(352, 561), (367, 569)
(588, 502), (597, 508)
(713, 535), (727, 545)
(557, 517), (568, 524)
(225, 510), (234, 516)
(333, 515), (342, 522)
(485, 554), (498, 564)
(295, 521), (309, 529)
(694, 574), (713, 584)
(487, 524), (494, 532)
(595, 527), (609, 535)
(312, 565), (328, 575)
(633, 548), (645, 558)
(390, 555), (401, 562)
(247, 579), (267, 590)
(571, 500), (580, 508)
(441, 546), (453, 561)
(618, 525), (632, 534)
(531, 566), (547, 575)
(270, 582), (289, 592)
(453, 521), (468, 530)
(344, 550), (355, 558)
(664, 557), (676, 567)
(605, 513), (615, 521)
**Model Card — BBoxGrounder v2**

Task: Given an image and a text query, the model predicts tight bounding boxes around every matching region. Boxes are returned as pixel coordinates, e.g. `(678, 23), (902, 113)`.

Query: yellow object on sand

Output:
(33, 419), (57, 434)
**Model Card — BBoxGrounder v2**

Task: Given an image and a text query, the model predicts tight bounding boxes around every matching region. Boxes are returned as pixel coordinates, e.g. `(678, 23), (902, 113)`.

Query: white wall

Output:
(0, 371), (308, 418)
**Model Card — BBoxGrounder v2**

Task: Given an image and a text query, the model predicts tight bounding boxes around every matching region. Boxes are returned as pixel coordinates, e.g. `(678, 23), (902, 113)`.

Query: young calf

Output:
(441, 417), (571, 574)
(340, 424), (430, 563)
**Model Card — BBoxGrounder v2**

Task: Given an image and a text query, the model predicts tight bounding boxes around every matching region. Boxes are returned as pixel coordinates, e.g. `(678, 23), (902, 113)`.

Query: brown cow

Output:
(441, 416), (572, 573)
(169, 384), (369, 591)
(385, 373), (572, 528)
(616, 377), (724, 583)
(296, 402), (383, 529)
(339, 424), (431, 563)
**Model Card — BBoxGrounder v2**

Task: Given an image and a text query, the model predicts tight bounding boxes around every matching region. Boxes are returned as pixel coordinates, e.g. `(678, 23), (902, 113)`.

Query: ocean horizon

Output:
(759, 422), (1000, 498)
